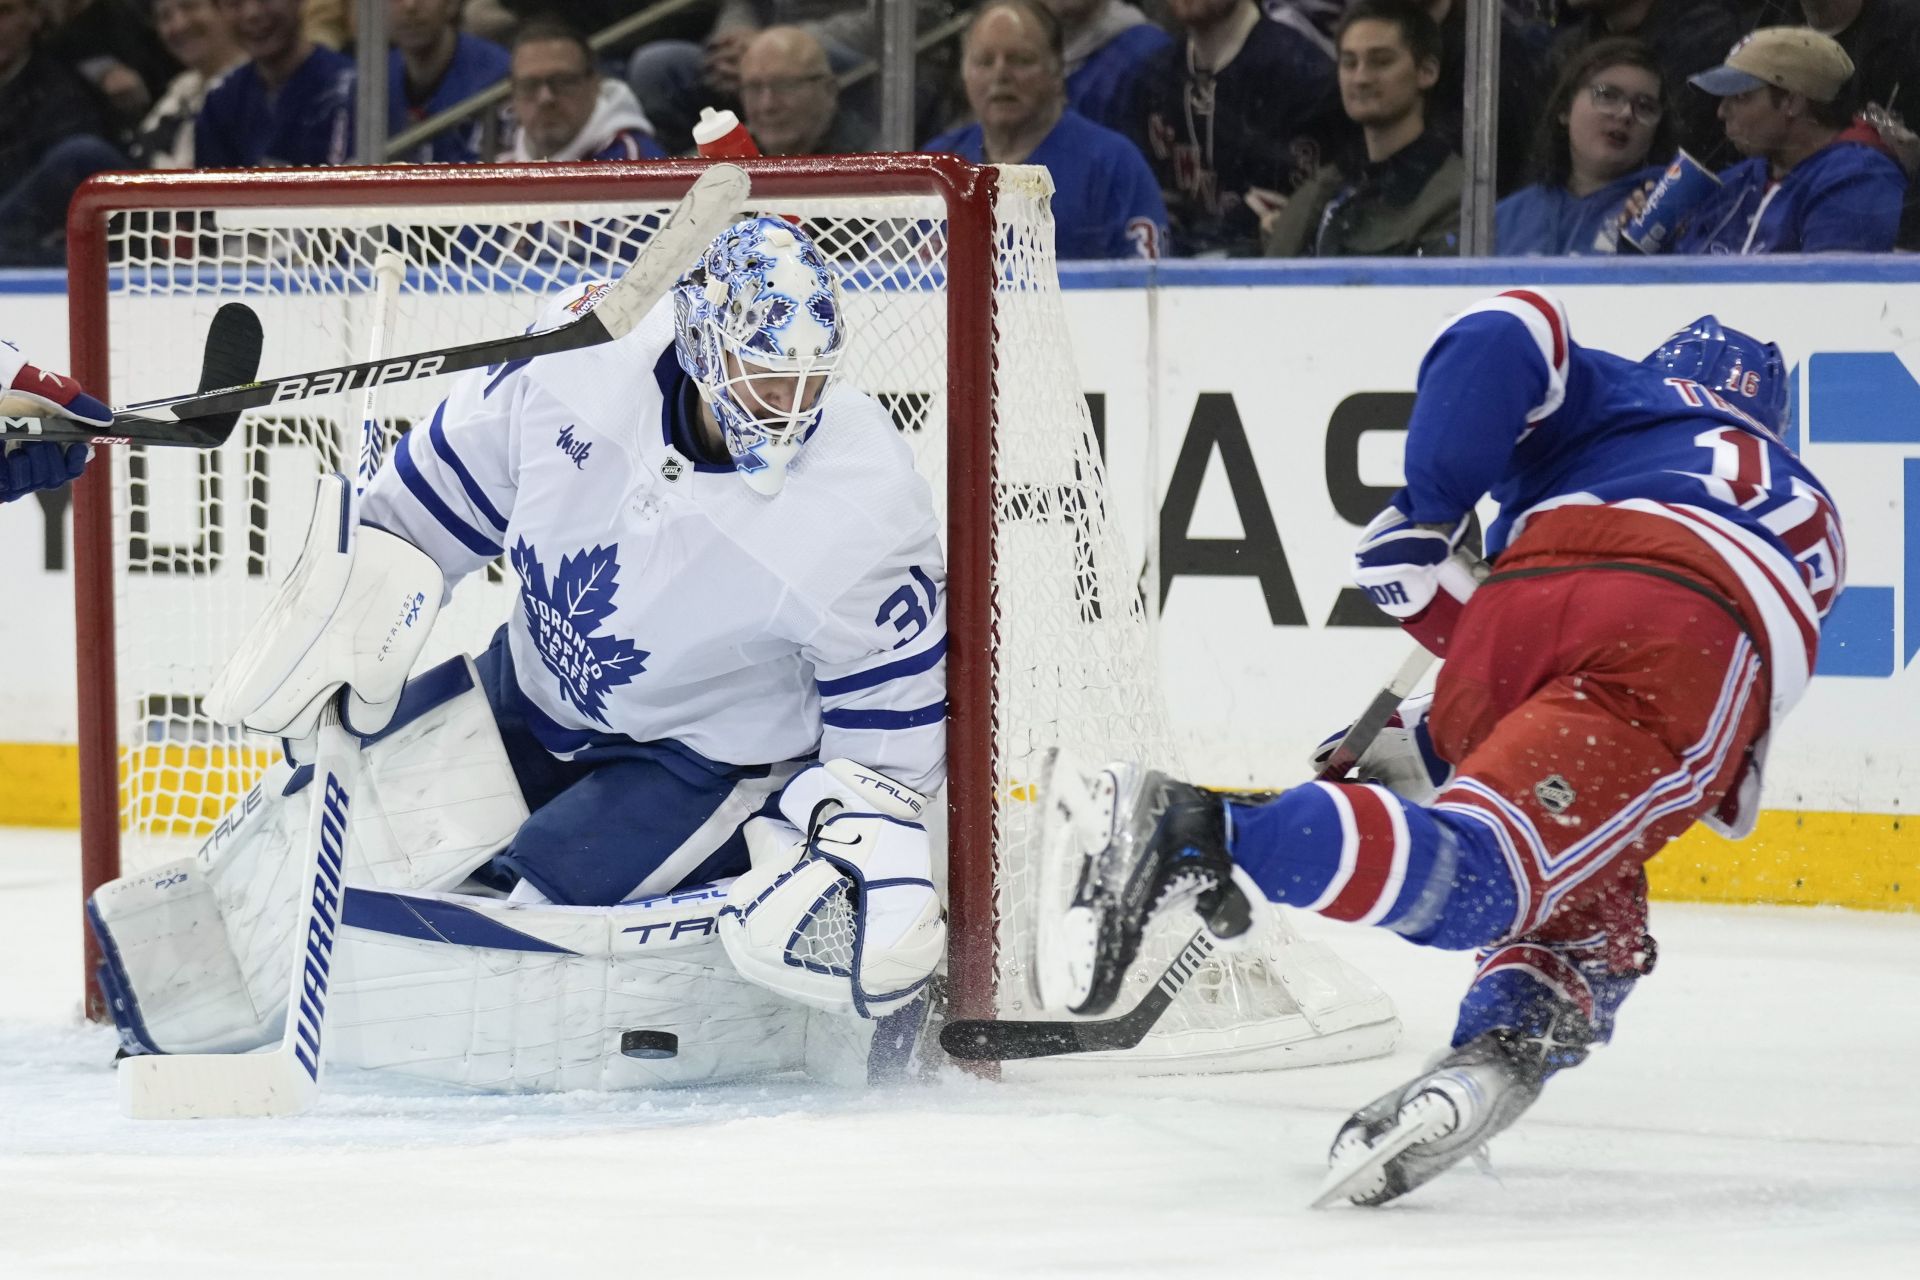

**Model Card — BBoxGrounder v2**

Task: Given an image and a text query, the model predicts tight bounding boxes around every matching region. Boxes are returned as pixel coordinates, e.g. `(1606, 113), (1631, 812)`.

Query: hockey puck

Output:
(620, 1029), (680, 1060)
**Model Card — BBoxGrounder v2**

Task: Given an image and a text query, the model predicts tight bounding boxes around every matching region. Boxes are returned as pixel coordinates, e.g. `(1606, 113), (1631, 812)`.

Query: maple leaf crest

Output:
(510, 537), (647, 725)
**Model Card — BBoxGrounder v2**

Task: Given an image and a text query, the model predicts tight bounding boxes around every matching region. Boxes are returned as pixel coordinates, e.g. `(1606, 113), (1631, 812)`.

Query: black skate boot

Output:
(1033, 750), (1257, 1016)
(1313, 1028), (1552, 1208)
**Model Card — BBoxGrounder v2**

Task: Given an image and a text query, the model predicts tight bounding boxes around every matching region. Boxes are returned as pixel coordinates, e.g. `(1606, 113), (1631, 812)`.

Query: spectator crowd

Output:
(4, 0), (1918, 264)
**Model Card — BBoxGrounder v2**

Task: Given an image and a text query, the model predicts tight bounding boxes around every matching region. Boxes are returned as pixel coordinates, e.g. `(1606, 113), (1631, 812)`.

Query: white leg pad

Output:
(90, 658), (528, 1055)
(328, 882), (874, 1090)
(88, 858), (280, 1054)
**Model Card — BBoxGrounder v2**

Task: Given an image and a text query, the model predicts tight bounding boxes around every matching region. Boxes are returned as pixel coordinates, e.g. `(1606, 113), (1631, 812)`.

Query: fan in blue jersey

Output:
(388, 0), (510, 165)
(925, 0), (1167, 260)
(1050, 0), (1173, 134)
(1031, 289), (1845, 1206)
(195, 0), (353, 167)
(87, 217), (950, 1093)
(0, 337), (110, 502)
(1666, 27), (1906, 254)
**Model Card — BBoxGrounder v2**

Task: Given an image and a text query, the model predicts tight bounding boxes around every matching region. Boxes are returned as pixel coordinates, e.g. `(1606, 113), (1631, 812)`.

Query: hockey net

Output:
(68, 158), (1393, 1074)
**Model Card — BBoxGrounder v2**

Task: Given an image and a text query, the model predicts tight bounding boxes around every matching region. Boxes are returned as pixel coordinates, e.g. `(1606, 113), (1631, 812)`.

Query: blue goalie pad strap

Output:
(341, 888), (578, 954)
(85, 897), (166, 1058)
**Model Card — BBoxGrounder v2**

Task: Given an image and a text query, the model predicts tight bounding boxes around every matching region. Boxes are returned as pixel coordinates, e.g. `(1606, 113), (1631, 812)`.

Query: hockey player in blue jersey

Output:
(1035, 288), (1844, 1204)
(88, 217), (950, 1090)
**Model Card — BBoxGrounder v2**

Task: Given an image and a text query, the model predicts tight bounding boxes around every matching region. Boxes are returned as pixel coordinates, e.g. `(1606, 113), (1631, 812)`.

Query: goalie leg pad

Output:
(88, 858), (283, 1056)
(327, 882), (858, 1089)
(87, 655), (528, 1054)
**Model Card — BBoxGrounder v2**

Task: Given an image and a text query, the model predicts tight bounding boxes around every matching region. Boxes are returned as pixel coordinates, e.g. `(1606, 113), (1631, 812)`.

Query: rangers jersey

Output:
(360, 288), (947, 793)
(1397, 289), (1845, 721)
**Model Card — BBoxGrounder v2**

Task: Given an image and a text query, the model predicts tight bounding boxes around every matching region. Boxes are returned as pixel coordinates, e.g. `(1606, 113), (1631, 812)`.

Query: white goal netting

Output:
(75, 161), (1393, 1072)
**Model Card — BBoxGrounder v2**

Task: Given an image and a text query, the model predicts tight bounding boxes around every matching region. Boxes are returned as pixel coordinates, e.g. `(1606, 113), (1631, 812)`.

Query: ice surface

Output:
(3, 829), (1916, 1278)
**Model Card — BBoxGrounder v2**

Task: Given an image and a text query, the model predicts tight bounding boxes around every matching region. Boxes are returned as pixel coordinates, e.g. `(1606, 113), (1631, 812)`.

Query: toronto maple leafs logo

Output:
(510, 538), (647, 725)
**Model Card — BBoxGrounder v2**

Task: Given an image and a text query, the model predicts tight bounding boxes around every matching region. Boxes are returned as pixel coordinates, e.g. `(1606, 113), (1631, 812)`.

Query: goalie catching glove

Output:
(205, 472), (445, 741)
(719, 760), (945, 1019)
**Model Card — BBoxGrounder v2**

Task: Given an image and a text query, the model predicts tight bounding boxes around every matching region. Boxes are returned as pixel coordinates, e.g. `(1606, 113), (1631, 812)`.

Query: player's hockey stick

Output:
(116, 257), (410, 1120)
(25, 162), (750, 450)
(940, 566), (1484, 1065)
(940, 928), (1218, 1062)
(0, 302), (265, 449)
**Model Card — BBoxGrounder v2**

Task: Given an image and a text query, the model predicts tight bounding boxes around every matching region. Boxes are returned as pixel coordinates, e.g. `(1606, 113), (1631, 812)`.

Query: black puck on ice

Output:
(620, 1029), (680, 1059)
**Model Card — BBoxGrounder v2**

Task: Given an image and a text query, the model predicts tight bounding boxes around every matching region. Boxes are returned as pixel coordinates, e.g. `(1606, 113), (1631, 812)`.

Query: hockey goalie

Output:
(87, 215), (952, 1091)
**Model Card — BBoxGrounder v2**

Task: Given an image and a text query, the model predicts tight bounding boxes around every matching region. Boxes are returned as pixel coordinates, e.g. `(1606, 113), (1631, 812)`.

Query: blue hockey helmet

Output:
(672, 216), (845, 495)
(1641, 315), (1788, 432)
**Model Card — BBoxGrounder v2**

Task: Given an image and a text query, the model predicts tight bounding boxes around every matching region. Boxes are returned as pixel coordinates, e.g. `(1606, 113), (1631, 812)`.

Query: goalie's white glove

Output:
(719, 760), (945, 1019)
(205, 473), (444, 743)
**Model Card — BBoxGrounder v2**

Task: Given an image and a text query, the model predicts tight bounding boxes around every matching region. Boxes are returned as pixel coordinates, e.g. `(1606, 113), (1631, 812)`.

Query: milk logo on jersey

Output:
(510, 538), (648, 724)
(556, 424), (592, 469)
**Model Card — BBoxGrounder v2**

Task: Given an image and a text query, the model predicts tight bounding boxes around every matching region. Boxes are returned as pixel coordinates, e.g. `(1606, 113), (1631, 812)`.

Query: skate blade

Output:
(1309, 1092), (1456, 1209)
(1032, 749), (1120, 1011)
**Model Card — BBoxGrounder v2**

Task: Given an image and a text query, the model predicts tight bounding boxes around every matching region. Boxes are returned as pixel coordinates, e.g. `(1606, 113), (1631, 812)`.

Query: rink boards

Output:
(1, 257), (1915, 909)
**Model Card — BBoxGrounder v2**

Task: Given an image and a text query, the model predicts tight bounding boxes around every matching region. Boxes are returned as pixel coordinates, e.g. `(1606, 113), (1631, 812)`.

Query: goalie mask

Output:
(673, 216), (845, 495)
(1642, 315), (1788, 434)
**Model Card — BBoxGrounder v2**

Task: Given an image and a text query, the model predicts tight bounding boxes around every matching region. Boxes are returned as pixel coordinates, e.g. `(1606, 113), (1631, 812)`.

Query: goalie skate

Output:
(1034, 749), (1258, 1015)
(1312, 1030), (1547, 1208)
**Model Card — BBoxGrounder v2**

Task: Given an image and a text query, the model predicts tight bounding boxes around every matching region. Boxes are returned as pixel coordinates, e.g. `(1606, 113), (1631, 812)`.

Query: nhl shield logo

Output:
(660, 453), (686, 483)
(1533, 774), (1577, 815)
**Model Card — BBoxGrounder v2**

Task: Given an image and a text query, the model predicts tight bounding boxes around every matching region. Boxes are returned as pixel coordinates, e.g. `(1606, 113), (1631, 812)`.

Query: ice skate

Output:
(1312, 1029), (1548, 1208)
(1034, 749), (1257, 1015)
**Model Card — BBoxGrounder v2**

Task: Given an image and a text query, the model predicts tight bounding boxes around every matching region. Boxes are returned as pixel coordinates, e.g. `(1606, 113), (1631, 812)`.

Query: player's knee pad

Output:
(718, 760), (946, 1020)
(88, 655), (528, 1055)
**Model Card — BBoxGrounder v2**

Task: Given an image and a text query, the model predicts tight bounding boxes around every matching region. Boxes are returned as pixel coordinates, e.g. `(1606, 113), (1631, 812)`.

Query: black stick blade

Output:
(186, 302), (265, 440)
(940, 1019), (1091, 1062)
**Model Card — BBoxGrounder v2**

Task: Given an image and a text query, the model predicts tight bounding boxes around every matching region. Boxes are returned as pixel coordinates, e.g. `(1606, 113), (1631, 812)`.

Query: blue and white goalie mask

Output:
(673, 217), (845, 495)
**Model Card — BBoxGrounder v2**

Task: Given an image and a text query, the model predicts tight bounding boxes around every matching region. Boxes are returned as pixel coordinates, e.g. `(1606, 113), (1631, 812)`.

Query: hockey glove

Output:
(0, 339), (112, 428)
(1308, 692), (1454, 803)
(1, 441), (88, 503)
(1352, 495), (1480, 654)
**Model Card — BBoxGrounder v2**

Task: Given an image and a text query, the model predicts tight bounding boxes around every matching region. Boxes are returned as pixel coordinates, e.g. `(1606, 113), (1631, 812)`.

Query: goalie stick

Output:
(117, 254), (411, 1119)
(0, 301), (265, 448)
(23, 162), (750, 450)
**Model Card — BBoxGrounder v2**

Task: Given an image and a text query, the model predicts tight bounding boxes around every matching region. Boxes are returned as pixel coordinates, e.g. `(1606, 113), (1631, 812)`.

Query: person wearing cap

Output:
(1669, 26), (1905, 252)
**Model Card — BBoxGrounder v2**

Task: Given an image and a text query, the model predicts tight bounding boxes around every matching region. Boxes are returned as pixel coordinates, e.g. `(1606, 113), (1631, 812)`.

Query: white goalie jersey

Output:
(359, 287), (948, 793)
